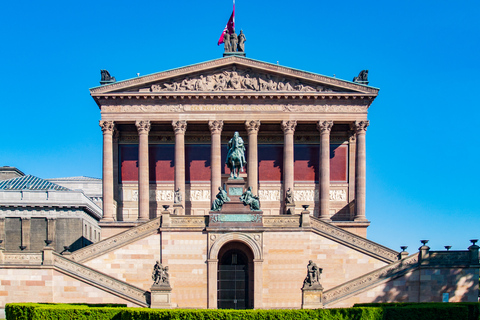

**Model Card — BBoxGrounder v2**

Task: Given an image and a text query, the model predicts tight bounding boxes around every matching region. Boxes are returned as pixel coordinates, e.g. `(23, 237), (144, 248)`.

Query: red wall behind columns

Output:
(185, 144), (211, 182)
(258, 145), (283, 182)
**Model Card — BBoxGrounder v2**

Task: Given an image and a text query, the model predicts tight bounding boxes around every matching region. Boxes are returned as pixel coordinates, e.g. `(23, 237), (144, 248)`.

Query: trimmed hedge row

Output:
(6, 302), (478, 320)
(354, 302), (480, 320)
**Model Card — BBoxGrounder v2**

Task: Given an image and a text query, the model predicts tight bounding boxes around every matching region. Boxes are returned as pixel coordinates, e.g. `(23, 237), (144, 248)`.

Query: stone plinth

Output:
(302, 285), (324, 309)
(172, 203), (183, 215)
(150, 285), (173, 309)
(219, 178), (248, 213)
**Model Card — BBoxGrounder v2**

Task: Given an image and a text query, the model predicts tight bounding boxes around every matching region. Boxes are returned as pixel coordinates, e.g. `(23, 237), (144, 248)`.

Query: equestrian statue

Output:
(225, 132), (246, 179)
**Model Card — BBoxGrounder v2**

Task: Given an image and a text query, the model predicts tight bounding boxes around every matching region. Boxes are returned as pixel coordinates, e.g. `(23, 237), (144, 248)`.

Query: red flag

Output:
(217, 5), (235, 45)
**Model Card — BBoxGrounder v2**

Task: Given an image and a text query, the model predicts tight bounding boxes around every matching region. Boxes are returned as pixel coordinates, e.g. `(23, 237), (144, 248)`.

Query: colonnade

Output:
(99, 120), (369, 222)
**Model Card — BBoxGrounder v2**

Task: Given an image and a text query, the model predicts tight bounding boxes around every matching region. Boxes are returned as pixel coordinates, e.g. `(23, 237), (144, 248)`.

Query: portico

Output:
(92, 56), (376, 236)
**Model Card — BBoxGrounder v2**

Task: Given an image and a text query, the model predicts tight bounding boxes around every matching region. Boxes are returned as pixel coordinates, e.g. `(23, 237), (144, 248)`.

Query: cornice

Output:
(90, 56), (379, 95)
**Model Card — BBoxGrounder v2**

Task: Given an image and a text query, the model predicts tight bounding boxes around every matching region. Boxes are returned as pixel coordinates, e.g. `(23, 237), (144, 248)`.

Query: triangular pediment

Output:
(90, 56), (378, 96)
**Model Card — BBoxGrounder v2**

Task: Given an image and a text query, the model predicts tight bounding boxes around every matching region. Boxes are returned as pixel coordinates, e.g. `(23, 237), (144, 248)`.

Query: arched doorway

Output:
(217, 241), (254, 309)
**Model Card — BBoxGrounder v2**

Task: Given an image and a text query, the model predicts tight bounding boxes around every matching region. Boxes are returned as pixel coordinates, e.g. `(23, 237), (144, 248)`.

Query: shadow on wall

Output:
(371, 264), (477, 303)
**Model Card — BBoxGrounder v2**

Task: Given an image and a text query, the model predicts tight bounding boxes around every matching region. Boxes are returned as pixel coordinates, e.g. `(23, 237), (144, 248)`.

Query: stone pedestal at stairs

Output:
(302, 285), (324, 309)
(150, 285), (173, 309)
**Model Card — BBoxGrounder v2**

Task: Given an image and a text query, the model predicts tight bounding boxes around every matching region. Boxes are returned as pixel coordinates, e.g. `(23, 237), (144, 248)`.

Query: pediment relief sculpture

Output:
(148, 68), (343, 93)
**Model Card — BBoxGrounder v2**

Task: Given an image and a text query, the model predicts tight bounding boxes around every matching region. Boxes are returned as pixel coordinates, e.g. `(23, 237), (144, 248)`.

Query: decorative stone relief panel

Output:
(258, 189), (281, 201)
(188, 189), (211, 201)
(329, 189), (347, 201)
(148, 67), (341, 93)
(156, 190), (174, 202)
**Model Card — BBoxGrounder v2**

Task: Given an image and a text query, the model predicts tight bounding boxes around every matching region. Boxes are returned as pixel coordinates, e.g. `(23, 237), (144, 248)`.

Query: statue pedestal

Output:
(285, 203), (295, 215)
(172, 203), (183, 215)
(150, 285), (173, 309)
(221, 178), (249, 213)
(302, 285), (324, 309)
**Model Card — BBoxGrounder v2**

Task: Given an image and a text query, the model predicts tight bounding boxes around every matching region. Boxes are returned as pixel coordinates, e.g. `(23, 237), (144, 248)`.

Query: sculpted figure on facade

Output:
(240, 186), (260, 211)
(353, 70), (369, 84)
(174, 188), (182, 204)
(303, 260), (323, 288)
(285, 188), (294, 204)
(237, 30), (246, 52)
(152, 261), (170, 287)
(211, 187), (230, 211)
(150, 68), (339, 93)
(224, 32), (231, 52)
(225, 131), (246, 179)
(230, 29), (238, 53)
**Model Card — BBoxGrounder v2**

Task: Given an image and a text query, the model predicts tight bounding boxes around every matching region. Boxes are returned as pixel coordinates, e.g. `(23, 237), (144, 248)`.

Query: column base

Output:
(137, 218), (149, 223)
(354, 216), (368, 222)
(319, 217), (332, 222)
(285, 203), (295, 215)
(101, 217), (115, 222)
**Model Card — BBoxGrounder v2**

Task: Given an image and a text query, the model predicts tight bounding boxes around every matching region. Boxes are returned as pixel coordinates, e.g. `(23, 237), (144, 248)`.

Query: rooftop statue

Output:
(353, 70), (369, 85)
(237, 30), (246, 52)
(211, 187), (230, 211)
(100, 69), (116, 85)
(226, 132), (246, 179)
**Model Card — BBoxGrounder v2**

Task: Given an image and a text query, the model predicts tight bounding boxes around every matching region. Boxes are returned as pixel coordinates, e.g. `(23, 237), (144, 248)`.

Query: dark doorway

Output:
(217, 245), (253, 309)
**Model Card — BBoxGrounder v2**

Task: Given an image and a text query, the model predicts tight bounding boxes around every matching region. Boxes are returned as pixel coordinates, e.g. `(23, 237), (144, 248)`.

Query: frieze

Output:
(101, 104), (369, 114)
(3, 253), (42, 264)
(189, 189), (211, 201)
(156, 190), (174, 202)
(263, 216), (300, 227)
(294, 190), (318, 202)
(323, 254), (419, 305)
(70, 217), (161, 262)
(330, 190), (347, 201)
(258, 189), (281, 201)
(211, 214), (262, 223)
(54, 253), (148, 306)
(170, 216), (206, 227)
(310, 217), (399, 263)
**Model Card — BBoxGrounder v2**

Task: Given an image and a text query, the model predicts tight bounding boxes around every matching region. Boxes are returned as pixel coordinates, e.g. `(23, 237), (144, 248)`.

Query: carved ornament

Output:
(156, 190), (174, 202)
(208, 120), (224, 134)
(317, 120), (334, 134)
(172, 120), (187, 134)
(149, 67), (338, 93)
(189, 189), (211, 201)
(135, 120), (151, 134)
(354, 120), (369, 134)
(245, 120), (261, 134)
(258, 189), (281, 201)
(99, 120), (115, 133)
(281, 120), (297, 134)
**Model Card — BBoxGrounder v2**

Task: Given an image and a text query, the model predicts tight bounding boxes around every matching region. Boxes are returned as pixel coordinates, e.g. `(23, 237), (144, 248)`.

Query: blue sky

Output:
(1, 0), (479, 253)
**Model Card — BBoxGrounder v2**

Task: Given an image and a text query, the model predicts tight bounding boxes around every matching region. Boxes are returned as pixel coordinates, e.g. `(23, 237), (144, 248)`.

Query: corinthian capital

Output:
(172, 120), (187, 134)
(281, 120), (297, 134)
(354, 120), (370, 134)
(135, 120), (151, 134)
(99, 120), (115, 134)
(208, 120), (223, 134)
(245, 120), (261, 134)
(317, 120), (334, 134)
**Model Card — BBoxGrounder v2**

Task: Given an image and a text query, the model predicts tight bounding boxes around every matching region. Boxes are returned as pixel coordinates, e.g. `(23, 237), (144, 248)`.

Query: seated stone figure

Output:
(240, 186), (260, 211)
(211, 187), (230, 211)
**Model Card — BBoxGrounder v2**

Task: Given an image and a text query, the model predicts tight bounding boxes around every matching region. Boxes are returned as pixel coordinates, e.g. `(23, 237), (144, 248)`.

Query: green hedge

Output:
(5, 303), (126, 320)
(6, 303), (478, 320)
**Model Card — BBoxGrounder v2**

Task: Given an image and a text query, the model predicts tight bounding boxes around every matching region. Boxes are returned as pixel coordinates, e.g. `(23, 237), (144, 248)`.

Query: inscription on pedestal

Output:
(211, 214), (262, 223)
(229, 187), (243, 196)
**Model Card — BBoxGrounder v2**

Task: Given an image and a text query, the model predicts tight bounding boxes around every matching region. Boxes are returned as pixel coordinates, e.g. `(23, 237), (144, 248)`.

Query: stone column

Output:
(207, 259), (218, 309)
(317, 121), (333, 221)
(172, 121), (187, 211)
(136, 120), (151, 221)
(209, 120), (224, 207)
(99, 120), (115, 221)
(46, 217), (56, 247)
(281, 121), (297, 209)
(354, 121), (369, 221)
(245, 120), (260, 195)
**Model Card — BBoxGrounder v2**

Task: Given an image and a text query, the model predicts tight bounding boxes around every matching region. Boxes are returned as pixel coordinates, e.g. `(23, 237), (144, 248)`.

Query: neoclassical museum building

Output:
(0, 55), (478, 310)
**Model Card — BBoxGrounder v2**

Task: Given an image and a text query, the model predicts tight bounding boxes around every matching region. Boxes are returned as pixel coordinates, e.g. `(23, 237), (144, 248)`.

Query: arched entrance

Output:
(217, 241), (254, 309)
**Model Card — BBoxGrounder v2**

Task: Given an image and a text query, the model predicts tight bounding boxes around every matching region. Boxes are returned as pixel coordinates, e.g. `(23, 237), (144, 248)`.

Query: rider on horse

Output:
(226, 132), (246, 179)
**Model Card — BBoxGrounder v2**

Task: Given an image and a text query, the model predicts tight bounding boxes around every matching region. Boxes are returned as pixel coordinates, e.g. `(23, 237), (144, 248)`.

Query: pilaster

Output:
(20, 217), (31, 250)
(245, 120), (260, 195)
(136, 120), (151, 221)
